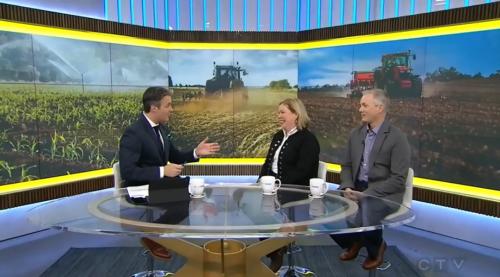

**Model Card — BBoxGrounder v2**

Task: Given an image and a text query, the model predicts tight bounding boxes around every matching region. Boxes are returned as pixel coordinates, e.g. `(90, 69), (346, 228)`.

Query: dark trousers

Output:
(257, 174), (299, 260)
(330, 229), (383, 259)
(330, 180), (392, 259)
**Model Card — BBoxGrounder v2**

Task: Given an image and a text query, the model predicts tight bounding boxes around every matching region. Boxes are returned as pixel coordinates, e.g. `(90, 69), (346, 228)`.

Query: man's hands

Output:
(164, 163), (184, 177)
(344, 188), (364, 202)
(163, 138), (219, 177)
(195, 137), (220, 157)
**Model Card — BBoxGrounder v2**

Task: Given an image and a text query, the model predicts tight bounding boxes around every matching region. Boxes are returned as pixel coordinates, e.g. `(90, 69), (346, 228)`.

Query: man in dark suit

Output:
(331, 89), (410, 270)
(119, 86), (220, 187)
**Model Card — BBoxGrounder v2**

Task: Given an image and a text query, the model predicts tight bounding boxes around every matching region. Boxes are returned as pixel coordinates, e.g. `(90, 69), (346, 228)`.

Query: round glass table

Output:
(29, 184), (414, 277)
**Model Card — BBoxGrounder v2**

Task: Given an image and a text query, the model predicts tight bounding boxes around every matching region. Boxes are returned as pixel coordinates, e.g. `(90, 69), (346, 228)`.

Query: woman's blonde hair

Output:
(279, 98), (310, 130)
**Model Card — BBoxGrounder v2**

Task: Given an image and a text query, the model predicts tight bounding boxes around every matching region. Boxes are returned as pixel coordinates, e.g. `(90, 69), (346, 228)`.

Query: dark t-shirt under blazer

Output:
(339, 120), (410, 204)
(260, 128), (320, 187)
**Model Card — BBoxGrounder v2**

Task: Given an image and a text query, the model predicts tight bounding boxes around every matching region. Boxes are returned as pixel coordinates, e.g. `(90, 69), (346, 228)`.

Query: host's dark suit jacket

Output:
(119, 113), (198, 187)
(339, 120), (410, 203)
(259, 128), (320, 186)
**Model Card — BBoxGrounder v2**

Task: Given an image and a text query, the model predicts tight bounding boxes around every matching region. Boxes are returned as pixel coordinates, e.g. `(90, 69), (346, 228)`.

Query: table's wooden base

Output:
(148, 237), (295, 277)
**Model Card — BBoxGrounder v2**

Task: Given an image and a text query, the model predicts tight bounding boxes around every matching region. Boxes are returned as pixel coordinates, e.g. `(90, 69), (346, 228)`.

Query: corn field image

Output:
(0, 31), (298, 185)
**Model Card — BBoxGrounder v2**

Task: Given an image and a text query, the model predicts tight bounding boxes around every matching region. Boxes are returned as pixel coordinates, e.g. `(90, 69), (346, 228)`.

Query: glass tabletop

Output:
(28, 184), (414, 238)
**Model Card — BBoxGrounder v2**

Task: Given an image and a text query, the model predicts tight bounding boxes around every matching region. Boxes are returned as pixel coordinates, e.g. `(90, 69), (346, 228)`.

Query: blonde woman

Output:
(259, 98), (320, 187)
(257, 98), (320, 272)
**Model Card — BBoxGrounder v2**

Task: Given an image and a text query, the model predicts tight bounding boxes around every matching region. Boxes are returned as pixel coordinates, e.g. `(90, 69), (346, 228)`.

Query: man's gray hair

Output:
(363, 88), (390, 112)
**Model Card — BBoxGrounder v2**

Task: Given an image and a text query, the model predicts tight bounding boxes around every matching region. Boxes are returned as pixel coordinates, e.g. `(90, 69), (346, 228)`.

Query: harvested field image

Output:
(168, 49), (298, 156)
(170, 88), (295, 157)
(299, 29), (500, 189)
(301, 92), (500, 189)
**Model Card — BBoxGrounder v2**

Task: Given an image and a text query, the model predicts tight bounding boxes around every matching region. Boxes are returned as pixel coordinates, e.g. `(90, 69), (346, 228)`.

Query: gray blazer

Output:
(339, 120), (410, 203)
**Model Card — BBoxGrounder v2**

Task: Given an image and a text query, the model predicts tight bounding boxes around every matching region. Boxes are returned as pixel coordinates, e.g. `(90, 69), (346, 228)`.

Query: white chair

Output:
(112, 162), (132, 206)
(384, 168), (414, 221)
(373, 168), (414, 272)
(402, 167), (414, 209)
(112, 162), (124, 189)
(318, 161), (327, 181)
(113, 162), (174, 276)
(112, 162), (134, 207)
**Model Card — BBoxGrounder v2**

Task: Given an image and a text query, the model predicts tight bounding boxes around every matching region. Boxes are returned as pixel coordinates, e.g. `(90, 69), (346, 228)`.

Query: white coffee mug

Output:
(309, 198), (326, 218)
(259, 176), (281, 195)
(261, 194), (280, 213)
(189, 178), (205, 196)
(189, 198), (204, 215)
(309, 178), (328, 198)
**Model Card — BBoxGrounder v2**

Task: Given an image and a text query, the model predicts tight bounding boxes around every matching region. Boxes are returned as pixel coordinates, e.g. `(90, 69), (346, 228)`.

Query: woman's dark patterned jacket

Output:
(259, 128), (320, 186)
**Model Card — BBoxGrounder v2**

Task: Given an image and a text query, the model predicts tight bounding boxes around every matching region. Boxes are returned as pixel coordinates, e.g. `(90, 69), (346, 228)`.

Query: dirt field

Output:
(170, 88), (296, 157)
(300, 88), (500, 190)
(423, 79), (500, 103)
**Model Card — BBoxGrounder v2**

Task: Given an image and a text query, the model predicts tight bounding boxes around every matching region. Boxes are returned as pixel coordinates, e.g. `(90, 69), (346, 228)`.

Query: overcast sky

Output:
(169, 49), (297, 87)
(8, 27), (498, 88)
(299, 29), (500, 87)
(299, 38), (427, 87)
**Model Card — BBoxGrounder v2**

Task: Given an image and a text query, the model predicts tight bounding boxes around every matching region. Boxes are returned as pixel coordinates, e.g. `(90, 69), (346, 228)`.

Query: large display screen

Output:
(0, 26), (498, 191)
(299, 29), (500, 190)
(0, 30), (297, 184)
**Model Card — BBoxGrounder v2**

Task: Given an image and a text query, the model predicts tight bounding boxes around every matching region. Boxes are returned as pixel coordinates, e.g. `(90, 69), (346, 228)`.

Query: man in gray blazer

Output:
(331, 89), (410, 270)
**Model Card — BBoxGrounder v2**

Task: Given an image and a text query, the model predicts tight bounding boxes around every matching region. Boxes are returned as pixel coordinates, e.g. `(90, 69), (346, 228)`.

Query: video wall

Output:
(0, 26), (498, 191)
(299, 29), (500, 190)
(0, 30), (297, 184)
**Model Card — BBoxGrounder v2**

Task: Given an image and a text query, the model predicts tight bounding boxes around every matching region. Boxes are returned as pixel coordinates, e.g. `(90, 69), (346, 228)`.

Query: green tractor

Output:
(205, 62), (248, 98)
(374, 50), (422, 98)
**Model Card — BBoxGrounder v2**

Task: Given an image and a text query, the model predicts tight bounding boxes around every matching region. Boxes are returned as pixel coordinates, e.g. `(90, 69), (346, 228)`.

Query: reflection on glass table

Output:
(29, 184), (414, 277)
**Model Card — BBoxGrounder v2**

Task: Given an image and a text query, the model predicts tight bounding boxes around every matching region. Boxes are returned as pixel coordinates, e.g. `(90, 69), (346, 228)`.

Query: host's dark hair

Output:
(142, 86), (172, 112)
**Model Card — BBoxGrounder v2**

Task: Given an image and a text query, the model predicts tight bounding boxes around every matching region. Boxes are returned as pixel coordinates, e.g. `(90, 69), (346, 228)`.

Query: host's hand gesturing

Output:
(195, 137), (220, 156)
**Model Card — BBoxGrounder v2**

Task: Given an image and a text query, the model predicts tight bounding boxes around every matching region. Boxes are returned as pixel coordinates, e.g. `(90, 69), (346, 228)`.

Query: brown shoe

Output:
(339, 241), (363, 261)
(269, 250), (284, 272)
(362, 242), (386, 270)
(141, 237), (172, 261)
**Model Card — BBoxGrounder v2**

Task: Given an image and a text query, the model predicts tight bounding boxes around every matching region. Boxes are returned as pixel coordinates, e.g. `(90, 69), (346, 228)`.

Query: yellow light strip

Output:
(413, 177), (500, 202)
(297, 19), (500, 49)
(2, 159), (498, 202)
(321, 164), (500, 202)
(0, 20), (296, 50)
(0, 18), (499, 51)
(0, 168), (112, 195)
(195, 158), (265, 164)
(326, 163), (341, 172)
(0, 19), (499, 201)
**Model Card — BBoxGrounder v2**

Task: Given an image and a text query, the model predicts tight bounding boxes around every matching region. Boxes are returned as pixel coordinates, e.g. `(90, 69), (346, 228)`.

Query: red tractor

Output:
(374, 50), (422, 98)
(350, 71), (375, 98)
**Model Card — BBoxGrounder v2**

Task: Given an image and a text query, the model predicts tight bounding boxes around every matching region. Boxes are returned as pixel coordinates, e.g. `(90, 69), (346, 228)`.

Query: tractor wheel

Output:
(350, 90), (361, 98)
(205, 80), (215, 95)
(383, 84), (391, 96)
(374, 71), (384, 89)
(411, 77), (423, 97)
(384, 83), (399, 97)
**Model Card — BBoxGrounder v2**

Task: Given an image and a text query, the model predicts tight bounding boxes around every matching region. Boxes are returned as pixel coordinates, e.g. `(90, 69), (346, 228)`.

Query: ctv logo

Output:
(417, 257), (465, 272)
